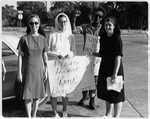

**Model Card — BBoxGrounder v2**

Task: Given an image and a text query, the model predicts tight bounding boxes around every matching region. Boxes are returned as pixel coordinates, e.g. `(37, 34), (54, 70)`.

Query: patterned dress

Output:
(17, 34), (48, 99)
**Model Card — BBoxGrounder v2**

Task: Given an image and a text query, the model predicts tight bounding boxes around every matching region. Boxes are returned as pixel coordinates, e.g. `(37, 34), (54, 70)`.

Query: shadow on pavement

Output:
(47, 100), (78, 106)
(47, 100), (99, 110)
(69, 114), (93, 117)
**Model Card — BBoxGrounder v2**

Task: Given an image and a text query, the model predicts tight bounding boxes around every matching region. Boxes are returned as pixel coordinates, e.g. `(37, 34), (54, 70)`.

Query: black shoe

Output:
(89, 98), (97, 110)
(77, 97), (89, 106)
(89, 104), (97, 110)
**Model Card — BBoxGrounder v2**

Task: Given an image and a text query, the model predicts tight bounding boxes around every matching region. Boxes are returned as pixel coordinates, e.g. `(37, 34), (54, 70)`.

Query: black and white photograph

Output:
(1, 0), (148, 118)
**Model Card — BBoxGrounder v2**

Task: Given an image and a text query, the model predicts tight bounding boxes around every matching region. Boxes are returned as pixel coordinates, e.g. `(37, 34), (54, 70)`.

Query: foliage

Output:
(2, 5), (18, 26)
(17, 1), (47, 26)
(2, 1), (148, 29)
(126, 2), (148, 29)
(48, 1), (81, 29)
(101, 2), (148, 29)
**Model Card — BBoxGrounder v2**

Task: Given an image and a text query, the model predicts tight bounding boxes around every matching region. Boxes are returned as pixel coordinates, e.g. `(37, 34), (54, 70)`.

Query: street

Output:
(2, 34), (148, 117)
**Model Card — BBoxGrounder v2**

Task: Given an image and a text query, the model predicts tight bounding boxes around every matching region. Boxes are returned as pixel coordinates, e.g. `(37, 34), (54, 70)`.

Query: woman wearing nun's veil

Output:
(47, 13), (76, 117)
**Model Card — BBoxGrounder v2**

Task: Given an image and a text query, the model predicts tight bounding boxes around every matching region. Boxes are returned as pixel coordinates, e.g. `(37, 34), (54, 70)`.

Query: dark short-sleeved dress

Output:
(97, 34), (125, 103)
(17, 34), (48, 99)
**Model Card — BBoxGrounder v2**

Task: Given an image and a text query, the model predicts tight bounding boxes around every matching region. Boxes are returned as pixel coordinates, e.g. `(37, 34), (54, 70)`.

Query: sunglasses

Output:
(29, 22), (39, 25)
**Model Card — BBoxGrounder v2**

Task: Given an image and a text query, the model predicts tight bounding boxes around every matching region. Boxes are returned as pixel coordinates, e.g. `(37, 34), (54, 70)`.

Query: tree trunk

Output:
(71, 11), (77, 30)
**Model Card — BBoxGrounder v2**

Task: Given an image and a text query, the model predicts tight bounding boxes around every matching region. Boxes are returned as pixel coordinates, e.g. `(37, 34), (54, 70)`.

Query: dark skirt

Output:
(97, 58), (125, 103)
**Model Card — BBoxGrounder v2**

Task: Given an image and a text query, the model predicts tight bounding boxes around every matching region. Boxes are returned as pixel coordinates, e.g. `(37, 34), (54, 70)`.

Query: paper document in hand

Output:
(107, 76), (124, 93)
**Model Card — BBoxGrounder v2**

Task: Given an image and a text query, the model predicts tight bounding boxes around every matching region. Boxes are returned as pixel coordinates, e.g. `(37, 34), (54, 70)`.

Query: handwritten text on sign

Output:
(47, 56), (95, 97)
(84, 34), (101, 75)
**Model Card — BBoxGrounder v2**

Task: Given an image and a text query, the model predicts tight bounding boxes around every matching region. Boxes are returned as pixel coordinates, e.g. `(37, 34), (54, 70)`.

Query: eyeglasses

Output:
(29, 22), (39, 25)
(59, 20), (67, 24)
(95, 14), (103, 18)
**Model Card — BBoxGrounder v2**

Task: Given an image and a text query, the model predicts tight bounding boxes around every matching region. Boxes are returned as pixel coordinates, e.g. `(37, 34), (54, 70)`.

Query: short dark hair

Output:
(27, 14), (40, 25)
(92, 6), (106, 18)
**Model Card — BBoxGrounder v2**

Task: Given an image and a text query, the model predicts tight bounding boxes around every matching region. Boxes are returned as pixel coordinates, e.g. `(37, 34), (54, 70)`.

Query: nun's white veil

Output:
(54, 13), (72, 36)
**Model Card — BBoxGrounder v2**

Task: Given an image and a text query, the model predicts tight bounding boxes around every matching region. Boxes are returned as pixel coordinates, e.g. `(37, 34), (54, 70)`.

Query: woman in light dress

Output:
(47, 13), (76, 117)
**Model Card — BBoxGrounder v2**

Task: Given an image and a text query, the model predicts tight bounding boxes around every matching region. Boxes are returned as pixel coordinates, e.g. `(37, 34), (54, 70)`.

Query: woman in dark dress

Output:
(97, 16), (125, 117)
(17, 14), (49, 117)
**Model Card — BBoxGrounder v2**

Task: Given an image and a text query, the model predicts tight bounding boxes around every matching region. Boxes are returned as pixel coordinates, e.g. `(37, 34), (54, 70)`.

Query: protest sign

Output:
(47, 56), (95, 97)
(84, 34), (100, 53)
(84, 34), (101, 75)
(92, 57), (101, 75)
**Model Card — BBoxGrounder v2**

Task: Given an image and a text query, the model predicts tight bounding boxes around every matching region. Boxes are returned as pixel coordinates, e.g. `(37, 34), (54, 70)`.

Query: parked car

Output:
(2, 33), (48, 107)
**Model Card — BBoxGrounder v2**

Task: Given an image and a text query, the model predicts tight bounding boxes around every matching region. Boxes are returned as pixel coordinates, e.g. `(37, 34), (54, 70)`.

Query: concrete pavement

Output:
(38, 92), (144, 118)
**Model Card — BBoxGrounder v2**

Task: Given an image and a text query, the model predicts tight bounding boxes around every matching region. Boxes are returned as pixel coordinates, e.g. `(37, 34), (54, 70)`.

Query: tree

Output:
(126, 2), (148, 29)
(17, 1), (47, 26)
(48, 1), (81, 30)
(100, 2), (148, 29)
(3, 1), (147, 29)
(77, 2), (106, 25)
(2, 5), (17, 26)
(49, 1), (107, 29)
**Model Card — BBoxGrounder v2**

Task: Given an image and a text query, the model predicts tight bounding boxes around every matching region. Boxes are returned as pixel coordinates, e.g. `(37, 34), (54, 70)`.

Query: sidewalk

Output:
(121, 29), (148, 36)
(38, 92), (143, 118)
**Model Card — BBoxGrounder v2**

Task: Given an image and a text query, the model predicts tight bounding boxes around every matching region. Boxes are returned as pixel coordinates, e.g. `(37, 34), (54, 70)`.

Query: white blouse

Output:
(47, 31), (76, 59)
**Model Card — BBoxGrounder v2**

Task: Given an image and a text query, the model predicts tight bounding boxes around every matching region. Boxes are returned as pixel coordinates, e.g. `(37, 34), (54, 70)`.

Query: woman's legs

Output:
(114, 102), (123, 117)
(105, 101), (114, 117)
(32, 99), (40, 117)
(106, 101), (110, 114)
(50, 97), (58, 116)
(24, 99), (32, 117)
(62, 97), (69, 117)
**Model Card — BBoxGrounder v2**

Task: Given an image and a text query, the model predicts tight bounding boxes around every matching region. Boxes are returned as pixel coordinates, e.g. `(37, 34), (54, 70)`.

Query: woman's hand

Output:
(43, 71), (48, 82)
(92, 52), (100, 57)
(57, 55), (64, 59)
(88, 51), (93, 56)
(17, 72), (23, 82)
(111, 74), (117, 84)
(3, 67), (6, 74)
(43, 65), (48, 82)
(64, 54), (70, 59)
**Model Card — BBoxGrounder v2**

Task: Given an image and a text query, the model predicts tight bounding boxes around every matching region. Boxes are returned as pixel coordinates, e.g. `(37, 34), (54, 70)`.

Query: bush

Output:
(2, 18), (9, 27)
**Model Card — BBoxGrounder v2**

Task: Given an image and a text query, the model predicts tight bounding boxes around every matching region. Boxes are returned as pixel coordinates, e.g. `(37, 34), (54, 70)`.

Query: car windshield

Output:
(2, 41), (15, 57)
